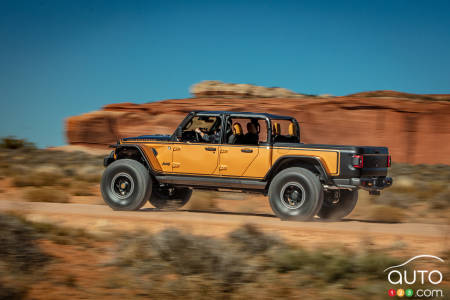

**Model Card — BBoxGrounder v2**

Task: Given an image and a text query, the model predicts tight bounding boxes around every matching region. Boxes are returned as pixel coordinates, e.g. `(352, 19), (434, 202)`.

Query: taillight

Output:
(352, 155), (364, 168)
(387, 155), (391, 167)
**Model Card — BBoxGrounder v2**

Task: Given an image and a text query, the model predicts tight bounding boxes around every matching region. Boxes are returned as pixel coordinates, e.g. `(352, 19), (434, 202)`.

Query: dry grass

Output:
(2, 212), (443, 299)
(23, 187), (70, 203)
(1, 137), (103, 203)
(108, 224), (401, 299)
(0, 213), (51, 298)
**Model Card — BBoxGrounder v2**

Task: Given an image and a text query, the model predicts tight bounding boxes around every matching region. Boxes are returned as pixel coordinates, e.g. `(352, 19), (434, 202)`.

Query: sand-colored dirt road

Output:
(1, 199), (448, 257)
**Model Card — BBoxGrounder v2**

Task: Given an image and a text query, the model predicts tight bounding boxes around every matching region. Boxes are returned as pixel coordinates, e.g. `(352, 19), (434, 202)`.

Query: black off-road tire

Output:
(149, 184), (192, 209)
(268, 167), (323, 221)
(101, 159), (152, 211)
(317, 190), (358, 220)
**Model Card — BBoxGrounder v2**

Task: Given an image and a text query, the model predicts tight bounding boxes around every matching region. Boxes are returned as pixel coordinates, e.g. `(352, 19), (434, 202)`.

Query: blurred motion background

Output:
(0, 0), (449, 299)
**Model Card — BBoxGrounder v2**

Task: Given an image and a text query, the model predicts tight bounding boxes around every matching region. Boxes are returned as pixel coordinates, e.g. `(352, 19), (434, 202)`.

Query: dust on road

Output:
(0, 199), (448, 257)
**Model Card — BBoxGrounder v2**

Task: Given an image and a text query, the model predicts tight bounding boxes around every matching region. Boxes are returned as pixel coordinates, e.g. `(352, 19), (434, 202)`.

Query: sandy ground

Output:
(1, 191), (449, 299)
(1, 197), (449, 258)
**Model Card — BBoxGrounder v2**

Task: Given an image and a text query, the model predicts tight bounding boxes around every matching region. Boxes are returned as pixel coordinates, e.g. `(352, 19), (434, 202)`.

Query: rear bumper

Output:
(358, 177), (393, 190)
(333, 177), (393, 191)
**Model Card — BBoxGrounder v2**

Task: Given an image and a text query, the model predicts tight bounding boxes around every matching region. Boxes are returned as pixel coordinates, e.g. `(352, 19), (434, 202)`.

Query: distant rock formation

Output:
(348, 90), (450, 101)
(190, 80), (309, 98)
(65, 89), (450, 165)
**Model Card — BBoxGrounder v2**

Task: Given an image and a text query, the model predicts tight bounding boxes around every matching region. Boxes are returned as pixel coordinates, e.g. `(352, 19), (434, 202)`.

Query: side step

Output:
(155, 175), (266, 190)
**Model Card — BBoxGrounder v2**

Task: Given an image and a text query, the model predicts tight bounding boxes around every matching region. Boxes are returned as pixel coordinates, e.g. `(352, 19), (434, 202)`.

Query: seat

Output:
(288, 123), (295, 136)
(272, 122), (281, 136)
(277, 122), (299, 143)
(228, 123), (244, 144)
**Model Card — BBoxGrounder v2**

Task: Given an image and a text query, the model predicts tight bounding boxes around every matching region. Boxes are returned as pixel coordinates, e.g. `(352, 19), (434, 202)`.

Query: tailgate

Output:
(356, 147), (390, 177)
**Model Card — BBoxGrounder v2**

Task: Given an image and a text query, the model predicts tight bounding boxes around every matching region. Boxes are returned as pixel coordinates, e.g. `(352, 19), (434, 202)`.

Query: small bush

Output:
(427, 187), (450, 209)
(0, 136), (35, 150)
(110, 225), (404, 298)
(71, 188), (95, 196)
(70, 181), (95, 196)
(113, 228), (254, 292)
(24, 187), (70, 203)
(271, 248), (310, 273)
(25, 219), (96, 245)
(0, 213), (50, 298)
(0, 213), (50, 271)
(368, 205), (405, 223)
(13, 172), (64, 187)
(229, 223), (281, 254)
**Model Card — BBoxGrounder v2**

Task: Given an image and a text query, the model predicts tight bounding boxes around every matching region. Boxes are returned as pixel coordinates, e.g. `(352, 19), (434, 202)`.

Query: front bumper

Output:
(103, 151), (115, 167)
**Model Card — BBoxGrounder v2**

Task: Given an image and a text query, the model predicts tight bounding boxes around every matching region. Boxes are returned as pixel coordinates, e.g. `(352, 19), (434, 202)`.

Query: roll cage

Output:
(171, 111), (301, 145)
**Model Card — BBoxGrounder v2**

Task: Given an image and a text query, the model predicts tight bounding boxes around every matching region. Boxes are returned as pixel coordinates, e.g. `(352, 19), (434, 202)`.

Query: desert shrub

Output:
(74, 165), (103, 183)
(0, 136), (35, 150)
(110, 225), (402, 298)
(70, 187), (95, 196)
(0, 213), (50, 271)
(427, 186), (450, 209)
(1, 144), (104, 188)
(368, 205), (405, 223)
(271, 248), (310, 273)
(24, 187), (70, 203)
(13, 172), (65, 187)
(69, 180), (96, 196)
(229, 223), (282, 254)
(113, 228), (254, 292)
(25, 220), (95, 245)
(355, 250), (400, 280)
(0, 213), (50, 298)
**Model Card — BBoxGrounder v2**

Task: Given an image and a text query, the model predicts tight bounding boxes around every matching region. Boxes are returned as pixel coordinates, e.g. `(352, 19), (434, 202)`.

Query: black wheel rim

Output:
(280, 182), (306, 209)
(111, 172), (134, 202)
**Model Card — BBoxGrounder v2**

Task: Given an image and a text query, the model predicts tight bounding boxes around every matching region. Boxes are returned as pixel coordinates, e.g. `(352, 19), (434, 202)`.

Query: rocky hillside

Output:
(65, 82), (450, 165)
(190, 80), (310, 98)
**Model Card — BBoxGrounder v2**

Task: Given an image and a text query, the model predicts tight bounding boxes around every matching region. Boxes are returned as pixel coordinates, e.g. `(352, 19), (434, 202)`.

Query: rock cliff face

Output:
(65, 87), (450, 165)
(190, 80), (308, 98)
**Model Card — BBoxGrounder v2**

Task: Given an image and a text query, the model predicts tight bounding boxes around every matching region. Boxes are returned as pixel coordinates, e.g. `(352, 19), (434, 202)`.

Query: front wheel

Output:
(149, 184), (192, 209)
(317, 190), (358, 220)
(101, 159), (152, 211)
(268, 167), (323, 221)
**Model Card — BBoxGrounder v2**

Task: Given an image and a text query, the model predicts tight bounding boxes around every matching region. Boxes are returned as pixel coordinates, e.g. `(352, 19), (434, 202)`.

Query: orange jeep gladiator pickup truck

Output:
(101, 111), (392, 220)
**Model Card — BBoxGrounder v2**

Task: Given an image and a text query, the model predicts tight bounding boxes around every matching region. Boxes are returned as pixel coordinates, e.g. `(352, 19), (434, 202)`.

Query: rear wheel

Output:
(101, 159), (151, 211)
(318, 190), (358, 220)
(149, 184), (192, 209)
(268, 167), (323, 221)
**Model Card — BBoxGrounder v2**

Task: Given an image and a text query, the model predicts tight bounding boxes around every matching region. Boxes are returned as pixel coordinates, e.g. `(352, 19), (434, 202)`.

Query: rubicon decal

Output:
(385, 255), (445, 298)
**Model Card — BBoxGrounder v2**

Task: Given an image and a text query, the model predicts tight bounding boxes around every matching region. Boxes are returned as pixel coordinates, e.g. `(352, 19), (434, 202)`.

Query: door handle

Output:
(241, 148), (253, 153)
(205, 147), (216, 151)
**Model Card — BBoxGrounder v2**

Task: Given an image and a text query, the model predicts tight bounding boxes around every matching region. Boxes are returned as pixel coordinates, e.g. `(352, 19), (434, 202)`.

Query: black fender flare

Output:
(109, 144), (160, 176)
(264, 155), (330, 184)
